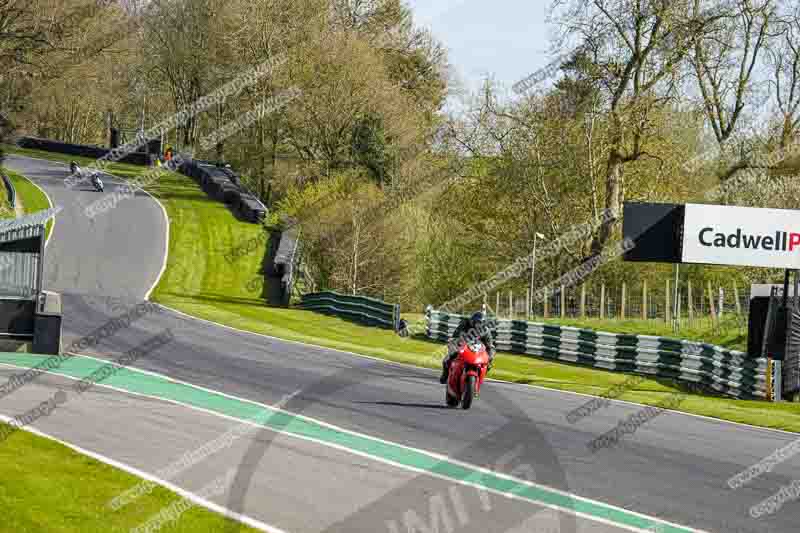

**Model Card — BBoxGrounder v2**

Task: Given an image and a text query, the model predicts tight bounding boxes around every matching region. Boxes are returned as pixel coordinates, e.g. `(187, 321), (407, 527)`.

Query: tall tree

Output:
(0, 0), (118, 148)
(768, 4), (800, 150)
(552, 0), (702, 254)
(691, 0), (776, 151)
(143, 0), (230, 148)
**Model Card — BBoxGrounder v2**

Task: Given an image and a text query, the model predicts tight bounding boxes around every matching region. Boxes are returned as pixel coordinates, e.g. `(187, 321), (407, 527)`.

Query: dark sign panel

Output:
(622, 202), (684, 263)
(0, 235), (43, 254)
(0, 299), (35, 337)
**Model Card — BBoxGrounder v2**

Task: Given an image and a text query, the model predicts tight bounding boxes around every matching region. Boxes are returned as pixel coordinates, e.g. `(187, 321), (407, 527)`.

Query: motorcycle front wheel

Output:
(461, 375), (476, 410)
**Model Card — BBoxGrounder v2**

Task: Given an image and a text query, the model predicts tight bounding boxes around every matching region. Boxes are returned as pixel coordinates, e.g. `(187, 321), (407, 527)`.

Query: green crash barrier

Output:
(298, 291), (401, 332)
(426, 309), (772, 400)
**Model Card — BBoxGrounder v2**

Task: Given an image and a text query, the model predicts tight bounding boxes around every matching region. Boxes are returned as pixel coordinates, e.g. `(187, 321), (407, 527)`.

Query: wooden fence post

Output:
(688, 280), (694, 322)
(700, 283), (705, 316)
(642, 280), (647, 320)
(621, 282), (627, 320)
(733, 281), (741, 315)
(543, 288), (549, 318)
(496, 292), (500, 317)
(600, 283), (606, 319)
(707, 280), (716, 322)
(580, 285), (586, 318)
(509, 290), (513, 319)
(560, 285), (566, 318)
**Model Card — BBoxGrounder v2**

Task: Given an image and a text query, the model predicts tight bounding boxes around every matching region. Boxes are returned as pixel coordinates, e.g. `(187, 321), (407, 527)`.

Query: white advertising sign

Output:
(749, 284), (798, 299)
(682, 203), (800, 269)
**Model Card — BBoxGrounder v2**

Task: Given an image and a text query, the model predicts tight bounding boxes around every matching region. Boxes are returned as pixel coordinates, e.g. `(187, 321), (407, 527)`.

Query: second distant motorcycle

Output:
(90, 173), (104, 192)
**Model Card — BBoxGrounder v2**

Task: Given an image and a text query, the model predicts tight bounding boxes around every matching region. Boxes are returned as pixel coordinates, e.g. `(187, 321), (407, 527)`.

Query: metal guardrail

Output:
(298, 291), (401, 331)
(277, 226), (301, 306)
(426, 309), (771, 400)
(0, 222), (46, 300)
(176, 158), (266, 223)
(1, 171), (15, 208)
(0, 221), (61, 352)
(18, 136), (151, 165)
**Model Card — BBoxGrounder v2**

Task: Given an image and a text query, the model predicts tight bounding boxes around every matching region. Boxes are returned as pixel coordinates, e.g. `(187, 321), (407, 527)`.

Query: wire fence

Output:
(484, 280), (751, 330)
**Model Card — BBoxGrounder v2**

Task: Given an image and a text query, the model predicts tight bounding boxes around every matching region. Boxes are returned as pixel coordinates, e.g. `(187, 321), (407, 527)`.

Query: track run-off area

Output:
(1, 154), (798, 533)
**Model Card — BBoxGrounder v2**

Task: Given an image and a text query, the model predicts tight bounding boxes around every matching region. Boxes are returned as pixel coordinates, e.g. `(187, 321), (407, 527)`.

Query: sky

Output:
(405, 0), (556, 100)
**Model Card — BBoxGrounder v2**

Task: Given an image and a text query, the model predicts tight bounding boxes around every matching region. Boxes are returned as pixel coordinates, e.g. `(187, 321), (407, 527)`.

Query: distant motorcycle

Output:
(67, 161), (102, 191)
(445, 340), (490, 409)
(67, 161), (82, 185)
(90, 173), (104, 192)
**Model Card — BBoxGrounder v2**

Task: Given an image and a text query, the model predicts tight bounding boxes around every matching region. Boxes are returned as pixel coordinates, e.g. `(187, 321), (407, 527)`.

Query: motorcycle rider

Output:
(439, 311), (496, 384)
(91, 172), (103, 191)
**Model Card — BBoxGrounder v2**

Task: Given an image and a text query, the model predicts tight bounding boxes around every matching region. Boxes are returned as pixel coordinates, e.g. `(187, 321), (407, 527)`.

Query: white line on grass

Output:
(0, 410), (288, 533)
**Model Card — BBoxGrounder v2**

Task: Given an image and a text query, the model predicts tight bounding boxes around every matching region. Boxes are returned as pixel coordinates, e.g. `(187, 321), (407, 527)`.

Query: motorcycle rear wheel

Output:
(462, 375), (476, 410)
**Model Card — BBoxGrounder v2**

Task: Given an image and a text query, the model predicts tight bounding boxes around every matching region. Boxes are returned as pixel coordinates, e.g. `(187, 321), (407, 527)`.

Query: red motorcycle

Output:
(446, 340), (490, 409)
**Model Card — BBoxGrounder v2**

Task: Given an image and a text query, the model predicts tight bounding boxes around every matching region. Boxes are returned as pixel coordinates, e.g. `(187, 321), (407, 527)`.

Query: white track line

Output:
(8, 164), (57, 249)
(0, 410), (288, 533)
(30, 177), (56, 249)
(0, 360), (706, 533)
(140, 181), (170, 301)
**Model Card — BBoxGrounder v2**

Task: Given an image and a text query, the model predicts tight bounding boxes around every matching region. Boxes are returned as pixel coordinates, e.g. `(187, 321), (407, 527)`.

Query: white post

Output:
(529, 233), (544, 316)
(673, 263), (680, 332)
(529, 237), (537, 315)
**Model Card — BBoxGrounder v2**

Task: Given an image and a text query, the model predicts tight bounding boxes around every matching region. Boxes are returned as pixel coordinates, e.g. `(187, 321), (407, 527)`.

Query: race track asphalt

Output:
(2, 154), (799, 533)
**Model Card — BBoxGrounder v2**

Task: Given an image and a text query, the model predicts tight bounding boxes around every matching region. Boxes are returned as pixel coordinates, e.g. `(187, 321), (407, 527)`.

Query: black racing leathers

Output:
(443, 317), (496, 373)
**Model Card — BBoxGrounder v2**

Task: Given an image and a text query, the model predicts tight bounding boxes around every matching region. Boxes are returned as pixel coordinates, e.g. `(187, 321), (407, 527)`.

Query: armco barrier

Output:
(274, 226), (300, 306)
(426, 309), (772, 400)
(299, 291), (400, 331)
(176, 158), (266, 223)
(18, 137), (150, 166)
(1, 171), (15, 208)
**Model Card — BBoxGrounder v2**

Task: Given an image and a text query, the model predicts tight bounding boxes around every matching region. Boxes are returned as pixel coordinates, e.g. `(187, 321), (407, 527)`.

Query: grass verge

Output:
(11, 149), (800, 433)
(0, 169), (10, 217)
(4, 167), (55, 239)
(0, 423), (260, 532)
